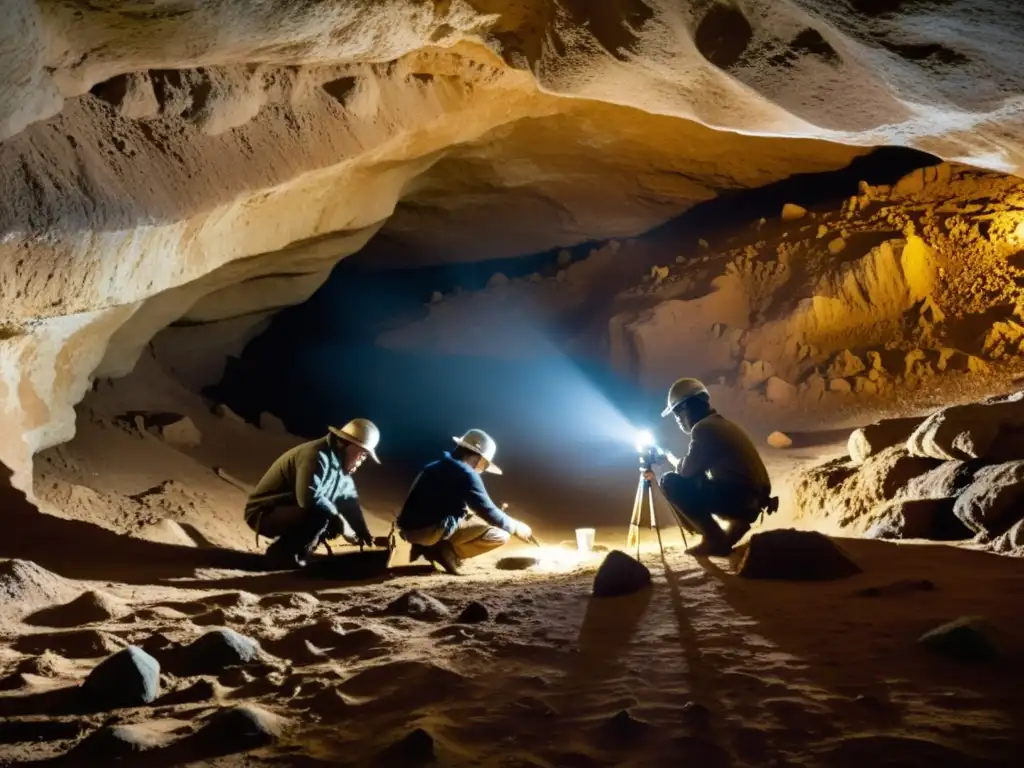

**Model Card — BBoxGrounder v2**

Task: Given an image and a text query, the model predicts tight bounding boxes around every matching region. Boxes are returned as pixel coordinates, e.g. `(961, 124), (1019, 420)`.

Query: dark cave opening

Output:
(209, 144), (942, 483)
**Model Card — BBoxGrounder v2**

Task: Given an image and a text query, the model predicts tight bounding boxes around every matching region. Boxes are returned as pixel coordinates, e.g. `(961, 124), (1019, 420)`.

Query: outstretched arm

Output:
(464, 471), (517, 535)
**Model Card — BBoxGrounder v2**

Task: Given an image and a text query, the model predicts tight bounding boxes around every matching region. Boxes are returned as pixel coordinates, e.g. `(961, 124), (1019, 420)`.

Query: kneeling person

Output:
(244, 419), (380, 568)
(652, 378), (774, 557)
(398, 429), (533, 575)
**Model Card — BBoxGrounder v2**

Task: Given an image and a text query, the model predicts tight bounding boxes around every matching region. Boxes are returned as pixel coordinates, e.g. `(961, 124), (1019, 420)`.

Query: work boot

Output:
(264, 513), (331, 570)
(434, 541), (463, 576)
(685, 535), (732, 557)
(723, 520), (752, 549)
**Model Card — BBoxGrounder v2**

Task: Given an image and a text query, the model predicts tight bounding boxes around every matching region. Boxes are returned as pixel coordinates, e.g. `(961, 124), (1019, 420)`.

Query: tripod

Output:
(626, 465), (689, 561)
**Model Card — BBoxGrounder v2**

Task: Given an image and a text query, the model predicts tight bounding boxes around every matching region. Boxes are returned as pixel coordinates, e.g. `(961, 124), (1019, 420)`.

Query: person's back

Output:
(398, 453), (475, 533)
(244, 437), (324, 520)
(686, 412), (770, 497)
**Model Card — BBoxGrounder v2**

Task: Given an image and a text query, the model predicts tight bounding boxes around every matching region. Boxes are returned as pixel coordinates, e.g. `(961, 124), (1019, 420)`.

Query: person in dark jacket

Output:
(646, 378), (774, 557)
(244, 419), (381, 568)
(398, 429), (534, 575)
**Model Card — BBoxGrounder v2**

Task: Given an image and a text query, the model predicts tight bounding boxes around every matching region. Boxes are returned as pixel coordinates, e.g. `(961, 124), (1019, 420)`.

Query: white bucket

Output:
(575, 527), (596, 553)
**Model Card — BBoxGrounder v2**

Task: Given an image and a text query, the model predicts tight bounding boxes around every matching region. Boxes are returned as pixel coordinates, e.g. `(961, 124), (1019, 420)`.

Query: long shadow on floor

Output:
(687, 536), (1024, 765)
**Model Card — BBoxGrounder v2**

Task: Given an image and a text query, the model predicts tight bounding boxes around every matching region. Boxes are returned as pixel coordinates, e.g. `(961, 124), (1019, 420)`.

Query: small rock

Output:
(159, 416), (201, 448)
(781, 203), (807, 221)
(739, 360), (774, 390)
(65, 723), (167, 760)
(698, 238), (709, 249)
(258, 412), (287, 433)
(675, 255), (686, 264)
(893, 167), (926, 197)
(213, 403), (246, 423)
(592, 550), (651, 598)
(918, 617), (997, 661)
(192, 608), (229, 627)
(829, 378), (852, 394)
(598, 709), (649, 744)
(737, 530), (861, 581)
(855, 579), (935, 598)
(828, 237), (846, 254)
(816, 224), (829, 239)
(767, 431), (793, 449)
(557, 249), (572, 268)
(455, 601), (489, 624)
(385, 590), (450, 621)
(29, 590), (127, 628)
(827, 350), (865, 378)
(486, 272), (509, 288)
(528, 272), (542, 283)
(429, 290), (444, 303)
(651, 265), (669, 283)
(379, 728), (435, 764)
(764, 376), (798, 405)
(80, 646), (161, 709)
(176, 629), (261, 675)
(187, 704), (283, 752)
(259, 592), (320, 610)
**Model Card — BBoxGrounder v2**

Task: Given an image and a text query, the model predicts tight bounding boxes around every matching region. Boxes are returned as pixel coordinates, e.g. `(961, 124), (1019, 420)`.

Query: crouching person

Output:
(397, 429), (534, 575)
(244, 419), (380, 569)
(649, 378), (774, 557)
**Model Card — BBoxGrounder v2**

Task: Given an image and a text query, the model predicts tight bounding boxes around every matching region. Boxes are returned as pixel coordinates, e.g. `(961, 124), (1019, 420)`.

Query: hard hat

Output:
(452, 428), (502, 475)
(661, 377), (710, 417)
(329, 418), (380, 463)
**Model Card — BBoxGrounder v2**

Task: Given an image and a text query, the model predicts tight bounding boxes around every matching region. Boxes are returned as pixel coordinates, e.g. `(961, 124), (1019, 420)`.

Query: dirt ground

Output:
(0, 355), (1018, 766)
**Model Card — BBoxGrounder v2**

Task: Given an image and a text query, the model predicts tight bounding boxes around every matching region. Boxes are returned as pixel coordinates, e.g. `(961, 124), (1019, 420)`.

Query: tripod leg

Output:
(650, 477), (689, 549)
(625, 477), (643, 552)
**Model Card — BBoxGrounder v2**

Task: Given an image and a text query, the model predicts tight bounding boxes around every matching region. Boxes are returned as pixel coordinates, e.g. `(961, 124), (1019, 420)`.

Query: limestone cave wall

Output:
(1, 0), (1022, 490)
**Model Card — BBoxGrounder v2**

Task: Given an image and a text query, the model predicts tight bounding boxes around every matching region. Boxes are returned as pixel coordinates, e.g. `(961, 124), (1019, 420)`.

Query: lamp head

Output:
(634, 429), (654, 453)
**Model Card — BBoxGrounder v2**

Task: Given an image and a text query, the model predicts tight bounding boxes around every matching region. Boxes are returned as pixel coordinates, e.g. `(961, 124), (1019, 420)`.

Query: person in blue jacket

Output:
(398, 429), (534, 575)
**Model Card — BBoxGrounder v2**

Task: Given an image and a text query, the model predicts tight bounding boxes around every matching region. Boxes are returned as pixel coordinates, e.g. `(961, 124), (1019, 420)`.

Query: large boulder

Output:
(897, 460), (981, 502)
(737, 530), (861, 581)
(592, 550), (651, 597)
(80, 646), (161, 710)
(792, 446), (939, 534)
(907, 399), (1024, 461)
(848, 416), (925, 465)
(953, 462), (1024, 537)
(991, 519), (1024, 554)
(918, 617), (997, 662)
(866, 498), (971, 541)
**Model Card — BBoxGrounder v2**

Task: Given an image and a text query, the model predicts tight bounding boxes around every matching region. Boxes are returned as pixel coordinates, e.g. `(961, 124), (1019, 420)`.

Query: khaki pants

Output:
(402, 516), (510, 560)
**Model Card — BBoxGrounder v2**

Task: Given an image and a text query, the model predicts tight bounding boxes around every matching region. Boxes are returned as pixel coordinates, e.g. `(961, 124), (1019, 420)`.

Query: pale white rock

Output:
(160, 417), (201, 448)
(781, 203), (807, 221)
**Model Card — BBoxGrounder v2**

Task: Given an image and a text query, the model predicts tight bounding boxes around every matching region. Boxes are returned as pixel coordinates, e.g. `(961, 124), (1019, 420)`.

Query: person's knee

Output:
(660, 472), (697, 504)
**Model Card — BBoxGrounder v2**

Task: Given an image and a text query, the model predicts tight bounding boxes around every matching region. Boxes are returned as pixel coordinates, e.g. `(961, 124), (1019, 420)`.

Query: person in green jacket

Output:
(645, 378), (774, 556)
(244, 419), (381, 568)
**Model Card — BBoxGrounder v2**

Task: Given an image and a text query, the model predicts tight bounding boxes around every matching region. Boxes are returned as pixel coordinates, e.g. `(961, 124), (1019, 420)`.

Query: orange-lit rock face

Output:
(0, 1), (1022, 486)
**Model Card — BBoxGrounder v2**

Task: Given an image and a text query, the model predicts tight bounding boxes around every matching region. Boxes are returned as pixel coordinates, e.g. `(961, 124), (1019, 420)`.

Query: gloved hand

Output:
(512, 519), (534, 543)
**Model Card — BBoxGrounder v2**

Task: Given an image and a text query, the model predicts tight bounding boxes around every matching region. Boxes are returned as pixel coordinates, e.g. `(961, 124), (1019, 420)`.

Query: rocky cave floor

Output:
(1, 360), (1022, 767)
(4, 162), (1024, 765)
